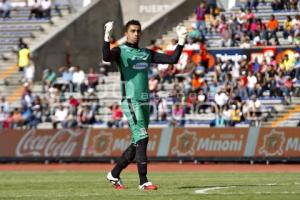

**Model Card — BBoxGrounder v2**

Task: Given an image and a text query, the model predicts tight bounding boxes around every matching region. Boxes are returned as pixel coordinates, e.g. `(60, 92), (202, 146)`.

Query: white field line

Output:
(195, 186), (234, 194)
(195, 183), (300, 195)
(195, 191), (299, 195)
(199, 191), (299, 195)
(195, 183), (282, 194)
(265, 183), (277, 186)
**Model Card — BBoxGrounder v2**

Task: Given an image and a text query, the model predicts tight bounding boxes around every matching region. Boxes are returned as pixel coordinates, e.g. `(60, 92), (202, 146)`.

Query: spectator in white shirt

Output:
(240, 36), (251, 48)
(231, 60), (241, 80)
(214, 88), (229, 111)
(294, 55), (300, 80)
(252, 31), (261, 46)
(24, 60), (35, 86)
(0, 97), (10, 113)
(0, 106), (8, 128)
(247, 95), (262, 126)
(158, 98), (168, 121)
(248, 95), (261, 111)
(22, 88), (33, 108)
(247, 71), (257, 97)
(222, 105), (231, 126)
(292, 15), (300, 31)
(237, 8), (246, 25)
(72, 66), (86, 95)
(52, 104), (68, 129)
(41, 0), (51, 19)
(28, 0), (42, 19)
(0, 0), (12, 19)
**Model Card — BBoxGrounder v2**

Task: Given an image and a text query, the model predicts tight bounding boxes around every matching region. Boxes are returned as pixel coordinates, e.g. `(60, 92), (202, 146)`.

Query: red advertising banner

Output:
(0, 129), (86, 157)
(255, 128), (300, 157)
(0, 129), (162, 158)
(84, 129), (162, 157)
(168, 128), (249, 157)
(1, 128), (300, 159)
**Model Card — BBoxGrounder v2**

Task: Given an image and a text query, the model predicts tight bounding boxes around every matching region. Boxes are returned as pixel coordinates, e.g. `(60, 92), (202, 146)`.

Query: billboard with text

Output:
(0, 128), (300, 160)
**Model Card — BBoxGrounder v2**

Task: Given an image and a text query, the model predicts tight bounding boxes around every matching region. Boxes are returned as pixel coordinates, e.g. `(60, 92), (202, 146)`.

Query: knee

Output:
(125, 145), (136, 162)
(136, 152), (147, 163)
(135, 138), (148, 163)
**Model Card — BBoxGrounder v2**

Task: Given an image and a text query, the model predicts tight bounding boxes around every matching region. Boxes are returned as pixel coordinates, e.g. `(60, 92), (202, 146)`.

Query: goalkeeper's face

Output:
(125, 25), (141, 45)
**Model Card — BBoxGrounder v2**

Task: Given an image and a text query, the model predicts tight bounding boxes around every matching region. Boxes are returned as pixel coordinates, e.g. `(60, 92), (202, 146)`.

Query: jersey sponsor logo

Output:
(132, 52), (150, 60)
(133, 62), (149, 70)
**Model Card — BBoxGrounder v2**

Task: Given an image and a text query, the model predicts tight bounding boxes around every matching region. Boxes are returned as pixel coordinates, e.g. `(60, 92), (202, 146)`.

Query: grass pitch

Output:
(0, 171), (299, 200)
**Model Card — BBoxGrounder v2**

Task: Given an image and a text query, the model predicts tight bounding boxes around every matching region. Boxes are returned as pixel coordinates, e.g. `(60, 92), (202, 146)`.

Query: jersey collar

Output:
(125, 42), (139, 49)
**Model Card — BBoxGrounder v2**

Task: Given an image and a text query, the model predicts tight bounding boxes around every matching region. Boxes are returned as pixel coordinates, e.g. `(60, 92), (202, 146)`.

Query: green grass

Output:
(0, 171), (300, 200)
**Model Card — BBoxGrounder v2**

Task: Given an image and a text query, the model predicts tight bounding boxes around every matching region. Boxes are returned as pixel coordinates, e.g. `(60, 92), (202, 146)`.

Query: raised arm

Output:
(102, 42), (120, 62)
(151, 26), (187, 64)
(102, 21), (120, 62)
(151, 45), (184, 64)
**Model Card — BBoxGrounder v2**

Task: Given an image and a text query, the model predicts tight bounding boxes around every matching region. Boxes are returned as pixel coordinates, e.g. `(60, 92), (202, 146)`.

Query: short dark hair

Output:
(125, 20), (141, 31)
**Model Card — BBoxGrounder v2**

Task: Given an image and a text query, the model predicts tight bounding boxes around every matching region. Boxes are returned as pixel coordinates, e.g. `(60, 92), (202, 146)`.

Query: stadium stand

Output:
(0, 0), (75, 103)
(1, 0), (300, 129)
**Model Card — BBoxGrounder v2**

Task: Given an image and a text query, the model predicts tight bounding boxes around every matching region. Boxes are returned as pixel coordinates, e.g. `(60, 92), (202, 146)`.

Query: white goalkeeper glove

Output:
(104, 21), (114, 42)
(176, 26), (187, 46)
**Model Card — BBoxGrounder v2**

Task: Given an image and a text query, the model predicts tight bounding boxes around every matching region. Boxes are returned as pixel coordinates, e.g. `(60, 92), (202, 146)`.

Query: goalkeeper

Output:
(102, 20), (187, 190)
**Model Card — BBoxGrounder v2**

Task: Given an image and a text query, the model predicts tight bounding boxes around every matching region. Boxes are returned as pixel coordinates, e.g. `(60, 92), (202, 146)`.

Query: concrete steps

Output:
(0, 6), (76, 106)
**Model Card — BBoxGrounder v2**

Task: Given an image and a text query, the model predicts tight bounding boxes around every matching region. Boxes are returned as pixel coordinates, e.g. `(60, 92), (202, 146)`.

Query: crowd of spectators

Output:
(28, 0), (53, 20)
(190, 1), (300, 48)
(2, 45), (300, 129)
(135, 1), (299, 128)
(148, 37), (300, 127)
(271, 0), (300, 11)
(1, 1), (300, 129)
(0, 60), (109, 129)
(242, 0), (300, 12)
(0, 0), (64, 21)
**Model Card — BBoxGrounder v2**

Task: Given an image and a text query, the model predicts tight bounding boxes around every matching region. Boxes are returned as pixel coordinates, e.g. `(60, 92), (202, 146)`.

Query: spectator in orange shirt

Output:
(11, 108), (25, 128)
(267, 15), (279, 45)
(191, 73), (203, 92)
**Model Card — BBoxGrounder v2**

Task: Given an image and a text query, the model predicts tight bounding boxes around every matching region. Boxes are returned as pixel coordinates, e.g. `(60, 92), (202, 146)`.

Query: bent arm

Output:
(151, 45), (184, 64)
(102, 41), (120, 63)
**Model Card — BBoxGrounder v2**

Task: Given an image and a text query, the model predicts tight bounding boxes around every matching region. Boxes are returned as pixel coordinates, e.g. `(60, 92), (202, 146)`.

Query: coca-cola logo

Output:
(16, 129), (81, 157)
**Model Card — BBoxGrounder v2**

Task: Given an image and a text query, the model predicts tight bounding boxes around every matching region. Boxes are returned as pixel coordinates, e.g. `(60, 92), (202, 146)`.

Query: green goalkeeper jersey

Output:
(118, 44), (152, 101)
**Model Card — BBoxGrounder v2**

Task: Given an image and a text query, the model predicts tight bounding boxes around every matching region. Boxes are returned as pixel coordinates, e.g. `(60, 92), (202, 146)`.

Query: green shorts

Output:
(121, 99), (150, 144)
